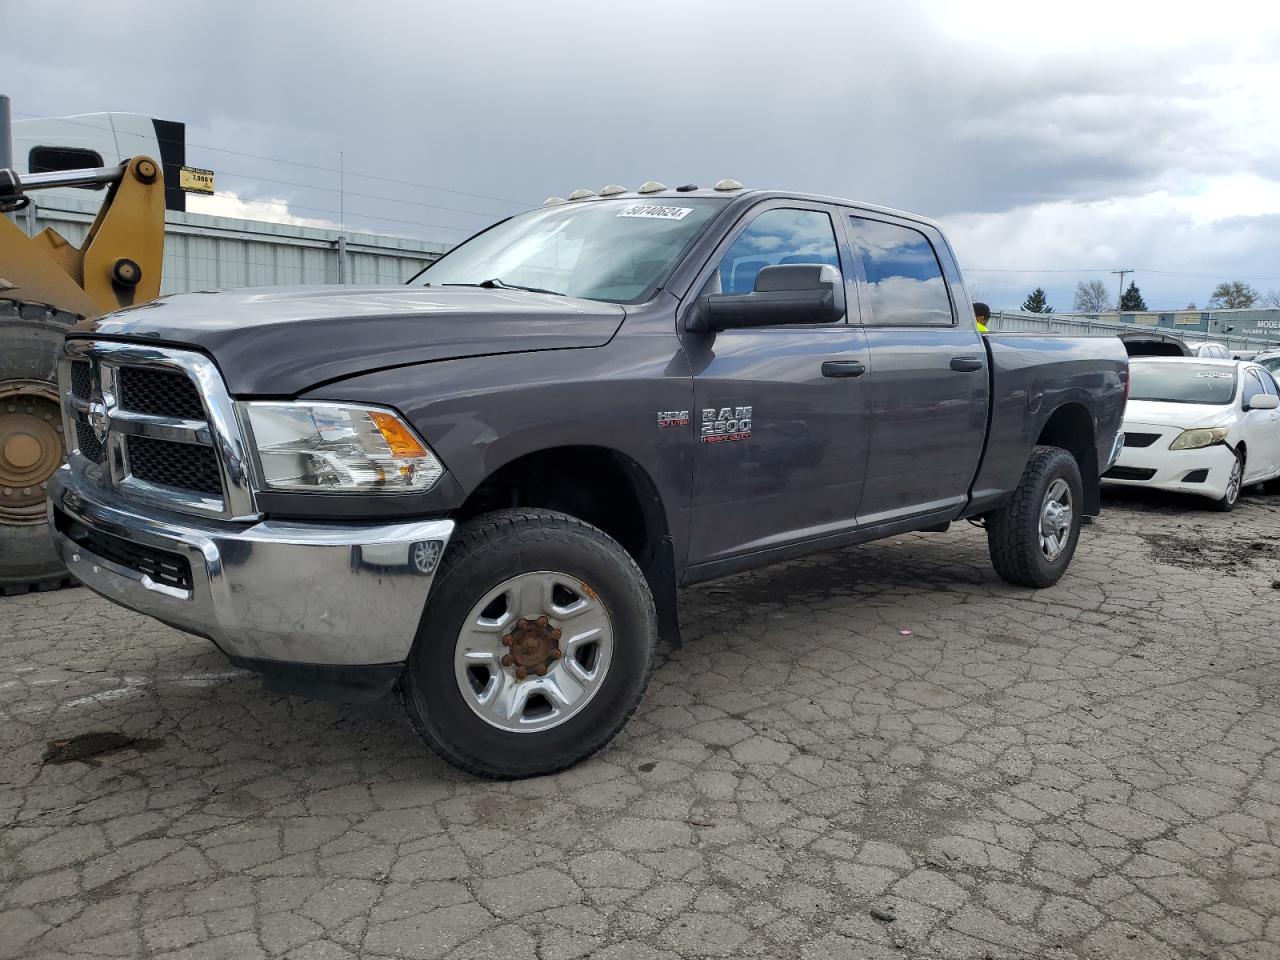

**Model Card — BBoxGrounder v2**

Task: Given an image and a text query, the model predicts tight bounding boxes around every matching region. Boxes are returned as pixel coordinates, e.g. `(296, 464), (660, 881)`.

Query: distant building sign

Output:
(1175, 314), (1203, 325)
(178, 166), (215, 195)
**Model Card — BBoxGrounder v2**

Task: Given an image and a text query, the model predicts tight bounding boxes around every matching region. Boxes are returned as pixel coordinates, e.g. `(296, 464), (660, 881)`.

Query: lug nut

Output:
(501, 635), (512, 646)
(537, 616), (548, 627)
(501, 654), (514, 667)
(515, 667), (528, 680)
(551, 628), (562, 641)
(516, 618), (528, 629)
(550, 649), (562, 660)
(533, 665), (547, 676)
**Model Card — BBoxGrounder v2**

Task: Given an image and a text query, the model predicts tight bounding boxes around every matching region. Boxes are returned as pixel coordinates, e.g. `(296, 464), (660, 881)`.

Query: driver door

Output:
(682, 202), (871, 569)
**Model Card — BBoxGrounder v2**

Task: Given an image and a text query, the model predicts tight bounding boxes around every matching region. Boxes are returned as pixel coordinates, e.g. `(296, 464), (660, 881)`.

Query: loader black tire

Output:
(399, 509), (657, 779)
(986, 445), (1084, 589)
(0, 299), (78, 595)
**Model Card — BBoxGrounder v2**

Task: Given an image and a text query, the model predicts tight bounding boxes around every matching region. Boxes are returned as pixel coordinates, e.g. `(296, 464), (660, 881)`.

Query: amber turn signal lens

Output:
(369, 411), (429, 458)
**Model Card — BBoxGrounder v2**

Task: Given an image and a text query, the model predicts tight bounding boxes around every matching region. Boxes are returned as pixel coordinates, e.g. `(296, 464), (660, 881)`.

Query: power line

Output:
(10, 109), (536, 208)
(966, 267), (1280, 282)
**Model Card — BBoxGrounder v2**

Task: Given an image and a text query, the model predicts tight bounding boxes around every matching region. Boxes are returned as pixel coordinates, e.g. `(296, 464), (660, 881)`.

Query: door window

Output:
(714, 208), (842, 296)
(847, 217), (954, 326)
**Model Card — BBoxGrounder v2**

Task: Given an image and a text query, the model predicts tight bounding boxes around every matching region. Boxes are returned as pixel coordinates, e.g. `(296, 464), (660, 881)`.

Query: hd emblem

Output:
(701, 406), (752, 443)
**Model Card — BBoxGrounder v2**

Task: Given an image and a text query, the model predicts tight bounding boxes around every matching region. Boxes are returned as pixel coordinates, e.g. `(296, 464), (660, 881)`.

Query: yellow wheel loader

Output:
(0, 156), (165, 593)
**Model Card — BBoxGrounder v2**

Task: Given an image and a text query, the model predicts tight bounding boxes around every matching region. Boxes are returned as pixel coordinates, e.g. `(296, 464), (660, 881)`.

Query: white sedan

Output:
(1103, 358), (1280, 510)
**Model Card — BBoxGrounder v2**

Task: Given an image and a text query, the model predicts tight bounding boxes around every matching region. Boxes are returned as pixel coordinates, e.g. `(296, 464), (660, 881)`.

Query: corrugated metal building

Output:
(16, 194), (450, 295)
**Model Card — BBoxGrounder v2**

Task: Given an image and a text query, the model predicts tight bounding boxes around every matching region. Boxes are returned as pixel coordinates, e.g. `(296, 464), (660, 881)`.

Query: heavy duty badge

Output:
(701, 406), (752, 443)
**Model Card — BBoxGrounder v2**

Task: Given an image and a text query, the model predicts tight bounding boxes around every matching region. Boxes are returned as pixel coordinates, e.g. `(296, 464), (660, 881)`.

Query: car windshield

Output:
(1129, 362), (1237, 405)
(1259, 355), (1280, 374)
(416, 197), (728, 303)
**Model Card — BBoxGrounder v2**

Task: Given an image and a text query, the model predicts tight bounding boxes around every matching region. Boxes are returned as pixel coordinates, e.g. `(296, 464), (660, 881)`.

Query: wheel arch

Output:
(456, 444), (681, 647)
(1036, 401), (1099, 514)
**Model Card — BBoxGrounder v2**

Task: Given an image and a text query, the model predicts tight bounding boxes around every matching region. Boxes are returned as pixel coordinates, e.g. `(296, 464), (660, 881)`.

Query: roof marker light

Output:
(637, 181), (668, 194)
(543, 196), (567, 206)
(567, 188), (596, 201)
(714, 178), (744, 191)
(599, 184), (627, 196)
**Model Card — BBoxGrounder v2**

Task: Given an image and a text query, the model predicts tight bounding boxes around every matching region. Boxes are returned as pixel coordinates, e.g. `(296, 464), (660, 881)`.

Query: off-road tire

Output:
(987, 445), (1084, 588)
(399, 509), (657, 779)
(0, 299), (78, 596)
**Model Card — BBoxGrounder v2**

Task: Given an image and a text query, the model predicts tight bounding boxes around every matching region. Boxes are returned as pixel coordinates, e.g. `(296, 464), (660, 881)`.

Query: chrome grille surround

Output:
(59, 340), (259, 521)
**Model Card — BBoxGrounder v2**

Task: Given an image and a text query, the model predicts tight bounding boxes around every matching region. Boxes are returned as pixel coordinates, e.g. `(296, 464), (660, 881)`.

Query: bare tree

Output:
(1072, 280), (1110, 312)
(1208, 281), (1260, 309)
(1262, 288), (1280, 308)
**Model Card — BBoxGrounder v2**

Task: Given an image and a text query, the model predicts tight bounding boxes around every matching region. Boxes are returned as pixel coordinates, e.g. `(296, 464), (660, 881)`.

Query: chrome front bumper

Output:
(48, 466), (454, 666)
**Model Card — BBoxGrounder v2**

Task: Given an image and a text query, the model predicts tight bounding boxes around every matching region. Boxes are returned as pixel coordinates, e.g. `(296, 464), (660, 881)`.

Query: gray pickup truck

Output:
(48, 183), (1128, 778)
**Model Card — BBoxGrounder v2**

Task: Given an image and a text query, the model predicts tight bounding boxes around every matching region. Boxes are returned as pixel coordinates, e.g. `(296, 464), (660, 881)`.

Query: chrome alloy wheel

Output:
(1224, 456), (1242, 505)
(454, 571), (614, 733)
(1039, 478), (1073, 561)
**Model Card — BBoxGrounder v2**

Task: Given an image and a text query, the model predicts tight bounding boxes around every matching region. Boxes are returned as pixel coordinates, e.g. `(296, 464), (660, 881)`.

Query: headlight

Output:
(240, 402), (445, 492)
(1169, 426), (1230, 450)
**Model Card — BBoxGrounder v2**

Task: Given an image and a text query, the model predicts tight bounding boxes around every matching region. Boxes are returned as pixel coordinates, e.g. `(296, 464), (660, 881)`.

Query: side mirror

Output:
(1247, 393), (1279, 411)
(687, 263), (843, 332)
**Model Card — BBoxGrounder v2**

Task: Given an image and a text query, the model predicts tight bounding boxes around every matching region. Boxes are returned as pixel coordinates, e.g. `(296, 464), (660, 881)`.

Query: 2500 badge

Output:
(701, 406), (752, 443)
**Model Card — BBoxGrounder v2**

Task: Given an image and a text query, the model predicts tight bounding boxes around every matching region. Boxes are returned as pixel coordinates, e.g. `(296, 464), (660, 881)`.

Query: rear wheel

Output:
(0, 300), (78, 595)
(399, 509), (657, 779)
(987, 445), (1084, 588)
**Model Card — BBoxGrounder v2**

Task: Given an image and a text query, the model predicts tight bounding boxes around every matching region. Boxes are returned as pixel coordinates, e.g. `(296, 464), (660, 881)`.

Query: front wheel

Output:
(987, 445), (1084, 588)
(1209, 451), (1243, 512)
(399, 509), (657, 779)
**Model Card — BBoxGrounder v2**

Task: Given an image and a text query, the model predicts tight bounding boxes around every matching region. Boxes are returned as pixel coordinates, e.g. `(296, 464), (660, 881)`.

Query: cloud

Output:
(187, 192), (338, 229)
(2, 0), (1278, 306)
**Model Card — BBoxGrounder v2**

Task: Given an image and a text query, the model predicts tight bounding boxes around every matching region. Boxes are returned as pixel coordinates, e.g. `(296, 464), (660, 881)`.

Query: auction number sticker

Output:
(617, 204), (692, 220)
(1195, 371), (1233, 378)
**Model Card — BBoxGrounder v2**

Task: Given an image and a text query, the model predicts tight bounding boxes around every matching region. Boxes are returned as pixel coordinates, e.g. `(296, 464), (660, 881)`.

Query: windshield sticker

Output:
(1194, 372), (1233, 378)
(617, 204), (693, 221)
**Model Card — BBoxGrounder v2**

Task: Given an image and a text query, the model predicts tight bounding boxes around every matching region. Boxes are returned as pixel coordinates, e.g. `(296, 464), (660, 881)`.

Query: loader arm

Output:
(0, 156), (166, 593)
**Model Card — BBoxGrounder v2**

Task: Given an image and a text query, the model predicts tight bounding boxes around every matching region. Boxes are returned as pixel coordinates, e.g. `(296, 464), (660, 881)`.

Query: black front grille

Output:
(1104, 465), (1156, 481)
(75, 421), (103, 462)
(118, 367), (205, 420)
(127, 435), (222, 497)
(70, 360), (92, 398)
(1123, 432), (1161, 448)
(54, 507), (192, 592)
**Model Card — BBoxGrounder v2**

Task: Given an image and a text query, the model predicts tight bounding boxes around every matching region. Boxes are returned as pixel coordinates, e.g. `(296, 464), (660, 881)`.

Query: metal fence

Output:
(16, 195), (450, 295)
(988, 310), (1280, 353)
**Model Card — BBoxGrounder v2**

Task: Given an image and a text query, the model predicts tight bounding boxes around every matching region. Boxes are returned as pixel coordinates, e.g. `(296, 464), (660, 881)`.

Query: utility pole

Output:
(0, 94), (12, 170)
(1111, 269), (1133, 309)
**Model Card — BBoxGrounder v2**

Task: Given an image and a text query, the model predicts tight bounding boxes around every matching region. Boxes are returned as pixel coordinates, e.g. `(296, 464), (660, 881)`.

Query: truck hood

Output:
(75, 286), (625, 395)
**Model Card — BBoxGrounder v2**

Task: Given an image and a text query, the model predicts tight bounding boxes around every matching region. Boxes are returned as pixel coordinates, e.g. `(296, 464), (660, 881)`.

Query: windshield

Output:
(1129, 362), (1237, 405)
(416, 198), (728, 303)
(1259, 355), (1280, 374)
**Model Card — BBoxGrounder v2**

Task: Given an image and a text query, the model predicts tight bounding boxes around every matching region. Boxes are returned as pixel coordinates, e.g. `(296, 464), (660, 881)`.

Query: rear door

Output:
(683, 202), (871, 567)
(843, 213), (989, 526)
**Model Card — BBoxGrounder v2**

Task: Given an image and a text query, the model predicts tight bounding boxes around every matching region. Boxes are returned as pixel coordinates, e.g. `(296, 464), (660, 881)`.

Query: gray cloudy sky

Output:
(6, 0), (1280, 309)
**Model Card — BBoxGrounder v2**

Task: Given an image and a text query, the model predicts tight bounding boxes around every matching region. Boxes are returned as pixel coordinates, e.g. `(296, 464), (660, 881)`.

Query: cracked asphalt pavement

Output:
(3, 488), (1280, 960)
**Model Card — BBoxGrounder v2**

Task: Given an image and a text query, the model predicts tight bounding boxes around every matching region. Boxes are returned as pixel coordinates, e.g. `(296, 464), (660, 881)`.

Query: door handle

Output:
(950, 356), (984, 372)
(822, 360), (866, 378)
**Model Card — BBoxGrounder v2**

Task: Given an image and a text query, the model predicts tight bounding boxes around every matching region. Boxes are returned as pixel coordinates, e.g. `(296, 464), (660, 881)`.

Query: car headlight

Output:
(1169, 426), (1230, 450)
(240, 402), (445, 492)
